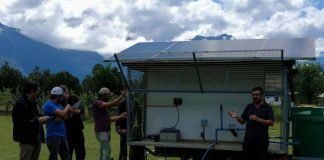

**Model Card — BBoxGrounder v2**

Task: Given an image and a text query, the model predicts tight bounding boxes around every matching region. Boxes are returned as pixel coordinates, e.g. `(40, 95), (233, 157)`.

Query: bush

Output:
(0, 88), (17, 115)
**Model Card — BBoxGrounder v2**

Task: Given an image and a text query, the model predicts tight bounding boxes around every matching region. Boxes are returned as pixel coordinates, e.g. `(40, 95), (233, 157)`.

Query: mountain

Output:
(191, 34), (235, 40)
(316, 52), (324, 66)
(0, 23), (104, 80)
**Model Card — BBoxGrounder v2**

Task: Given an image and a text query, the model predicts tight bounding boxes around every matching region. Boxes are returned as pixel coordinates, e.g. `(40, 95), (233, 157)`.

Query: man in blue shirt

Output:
(229, 87), (274, 160)
(43, 86), (72, 160)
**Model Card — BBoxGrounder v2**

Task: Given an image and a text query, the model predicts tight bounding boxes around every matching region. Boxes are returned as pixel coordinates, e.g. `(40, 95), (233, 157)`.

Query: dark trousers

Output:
(47, 136), (70, 160)
(19, 142), (41, 160)
(119, 133), (127, 160)
(67, 130), (86, 160)
(242, 137), (269, 160)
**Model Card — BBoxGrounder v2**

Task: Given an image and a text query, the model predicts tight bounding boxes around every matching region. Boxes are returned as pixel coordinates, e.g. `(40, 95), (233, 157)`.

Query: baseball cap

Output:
(99, 87), (113, 95)
(50, 87), (64, 95)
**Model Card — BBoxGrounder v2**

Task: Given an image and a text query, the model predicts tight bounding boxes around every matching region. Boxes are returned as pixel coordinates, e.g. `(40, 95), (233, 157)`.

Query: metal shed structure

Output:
(106, 38), (315, 159)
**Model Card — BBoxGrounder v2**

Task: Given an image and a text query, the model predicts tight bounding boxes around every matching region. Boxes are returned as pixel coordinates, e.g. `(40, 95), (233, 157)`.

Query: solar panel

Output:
(105, 38), (315, 62)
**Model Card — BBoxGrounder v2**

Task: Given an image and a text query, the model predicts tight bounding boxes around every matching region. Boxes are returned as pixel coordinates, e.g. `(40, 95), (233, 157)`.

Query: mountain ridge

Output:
(0, 23), (104, 80)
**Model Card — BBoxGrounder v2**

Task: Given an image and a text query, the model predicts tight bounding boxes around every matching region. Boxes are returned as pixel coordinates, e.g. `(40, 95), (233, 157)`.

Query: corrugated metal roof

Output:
(106, 38), (315, 62)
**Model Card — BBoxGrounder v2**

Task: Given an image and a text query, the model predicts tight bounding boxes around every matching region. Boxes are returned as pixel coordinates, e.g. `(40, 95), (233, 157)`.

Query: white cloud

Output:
(0, 0), (324, 56)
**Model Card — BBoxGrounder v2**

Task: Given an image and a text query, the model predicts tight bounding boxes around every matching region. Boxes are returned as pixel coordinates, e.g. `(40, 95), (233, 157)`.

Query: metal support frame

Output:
(281, 67), (290, 154)
(113, 50), (289, 155)
(114, 54), (133, 143)
(130, 89), (282, 95)
(174, 49), (285, 55)
(276, 49), (289, 154)
(114, 54), (130, 91)
(192, 52), (204, 92)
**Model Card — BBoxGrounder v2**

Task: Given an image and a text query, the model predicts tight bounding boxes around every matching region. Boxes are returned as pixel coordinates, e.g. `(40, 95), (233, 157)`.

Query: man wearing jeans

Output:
(43, 86), (73, 160)
(93, 87), (127, 160)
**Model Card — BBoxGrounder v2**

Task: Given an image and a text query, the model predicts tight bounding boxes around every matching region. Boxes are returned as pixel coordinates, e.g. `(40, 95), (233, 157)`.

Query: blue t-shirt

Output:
(43, 100), (66, 139)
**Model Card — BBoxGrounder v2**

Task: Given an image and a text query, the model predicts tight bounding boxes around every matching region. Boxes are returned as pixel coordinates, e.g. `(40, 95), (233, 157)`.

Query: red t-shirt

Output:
(93, 99), (111, 132)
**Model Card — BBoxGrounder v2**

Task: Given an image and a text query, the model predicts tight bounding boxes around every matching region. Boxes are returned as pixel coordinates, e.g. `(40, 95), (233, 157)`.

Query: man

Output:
(12, 80), (49, 160)
(228, 86), (274, 160)
(59, 85), (86, 160)
(93, 87), (127, 160)
(43, 86), (73, 160)
(115, 100), (127, 160)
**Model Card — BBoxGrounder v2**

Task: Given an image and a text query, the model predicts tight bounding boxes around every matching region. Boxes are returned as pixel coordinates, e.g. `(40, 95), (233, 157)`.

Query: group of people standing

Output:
(12, 80), (274, 160)
(12, 81), (128, 160)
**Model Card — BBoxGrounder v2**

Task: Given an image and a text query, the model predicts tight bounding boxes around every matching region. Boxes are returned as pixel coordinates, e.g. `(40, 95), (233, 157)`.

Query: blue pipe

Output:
(215, 128), (246, 143)
(220, 104), (223, 129)
(269, 140), (300, 145)
(215, 104), (245, 143)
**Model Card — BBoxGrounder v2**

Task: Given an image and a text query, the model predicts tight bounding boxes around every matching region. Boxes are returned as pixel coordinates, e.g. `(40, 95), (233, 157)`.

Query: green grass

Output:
(0, 116), (117, 159)
(0, 116), (176, 160)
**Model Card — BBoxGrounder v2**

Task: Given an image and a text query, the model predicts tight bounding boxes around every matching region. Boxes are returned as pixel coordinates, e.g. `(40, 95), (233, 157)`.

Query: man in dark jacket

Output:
(60, 85), (85, 160)
(12, 81), (49, 160)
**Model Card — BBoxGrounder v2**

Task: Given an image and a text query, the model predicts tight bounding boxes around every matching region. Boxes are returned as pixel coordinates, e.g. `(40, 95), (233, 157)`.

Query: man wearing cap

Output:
(93, 87), (127, 160)
(42, 86), (73, 160)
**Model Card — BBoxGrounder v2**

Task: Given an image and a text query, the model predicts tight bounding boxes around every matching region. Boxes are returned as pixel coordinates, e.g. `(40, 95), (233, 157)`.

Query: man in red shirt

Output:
(93, 87), (127, 160)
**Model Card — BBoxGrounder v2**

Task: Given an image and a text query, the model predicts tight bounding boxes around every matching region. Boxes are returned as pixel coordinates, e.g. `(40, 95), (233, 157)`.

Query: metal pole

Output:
(114, 54), (130, 91)
(281, 49), (289, 154)
(192, 52), (204, 93)
(114, 53), (132, 143)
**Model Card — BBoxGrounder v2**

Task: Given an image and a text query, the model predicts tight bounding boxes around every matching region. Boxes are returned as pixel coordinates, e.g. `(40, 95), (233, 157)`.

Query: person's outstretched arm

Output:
(111, 112), (127, 122)
(101, 91), (127, 109)
(228, 111), (245, 124)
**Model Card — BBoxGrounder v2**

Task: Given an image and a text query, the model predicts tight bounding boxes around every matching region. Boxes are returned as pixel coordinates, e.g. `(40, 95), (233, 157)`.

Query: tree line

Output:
(0, 61), (324, 113)
(0, 61), (123, 115)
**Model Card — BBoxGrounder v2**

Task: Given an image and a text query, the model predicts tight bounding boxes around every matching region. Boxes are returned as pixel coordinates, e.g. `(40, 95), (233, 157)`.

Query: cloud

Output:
(0, 0), (324, 55)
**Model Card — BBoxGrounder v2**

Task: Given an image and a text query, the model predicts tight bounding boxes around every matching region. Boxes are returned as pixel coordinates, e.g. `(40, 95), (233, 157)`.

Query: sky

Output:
(0, 0), (324, 57)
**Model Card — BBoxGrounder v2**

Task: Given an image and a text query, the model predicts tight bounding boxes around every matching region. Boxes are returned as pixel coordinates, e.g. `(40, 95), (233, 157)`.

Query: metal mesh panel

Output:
(199, 62), (282, 92)
(128, 64), (200, 91)
(126, 62), (282, 93)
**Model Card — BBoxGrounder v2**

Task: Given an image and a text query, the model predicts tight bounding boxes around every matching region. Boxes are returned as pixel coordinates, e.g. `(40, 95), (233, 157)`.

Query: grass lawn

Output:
(0, 115), (176, 160)
(0, 116), (116, 159)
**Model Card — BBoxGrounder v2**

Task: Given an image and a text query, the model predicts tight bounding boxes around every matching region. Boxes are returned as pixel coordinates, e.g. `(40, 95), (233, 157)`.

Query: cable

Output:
(201, 142), (216, 160)
(163, 105), (179, 130)
(171, 105), (180, 129)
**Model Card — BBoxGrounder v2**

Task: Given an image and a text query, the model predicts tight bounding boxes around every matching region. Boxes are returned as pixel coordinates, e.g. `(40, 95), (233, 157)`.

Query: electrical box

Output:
(160, 129), (180, 142)
(173, 97), (182, 106)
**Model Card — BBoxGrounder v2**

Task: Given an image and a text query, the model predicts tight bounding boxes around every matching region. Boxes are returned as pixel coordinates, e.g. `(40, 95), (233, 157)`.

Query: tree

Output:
(0, 61), (24, 94)
(50, 71), (82, 95)
(28, 67), (82, 95)
(28, 66), (52, 94)
(294, 63), (324, 104)
(82, 63), (123, 94)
